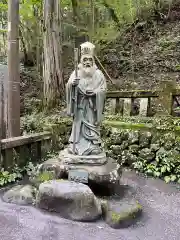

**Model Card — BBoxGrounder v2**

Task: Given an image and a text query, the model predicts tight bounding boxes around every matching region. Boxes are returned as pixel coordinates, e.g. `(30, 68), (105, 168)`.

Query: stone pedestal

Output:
(38, 148), (122, 193)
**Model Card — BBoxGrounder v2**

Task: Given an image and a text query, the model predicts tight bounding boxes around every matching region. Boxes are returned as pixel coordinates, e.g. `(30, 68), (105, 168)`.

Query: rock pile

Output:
(2, 179), (142, 228)
(105, 130), (180, 167)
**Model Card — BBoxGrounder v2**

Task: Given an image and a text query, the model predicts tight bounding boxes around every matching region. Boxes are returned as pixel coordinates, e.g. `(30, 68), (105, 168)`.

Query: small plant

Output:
(0, 165), (23, 186)
(25, 162), (39, 177)
(133, 151), (180, 184)
(0, 162), (40, 187)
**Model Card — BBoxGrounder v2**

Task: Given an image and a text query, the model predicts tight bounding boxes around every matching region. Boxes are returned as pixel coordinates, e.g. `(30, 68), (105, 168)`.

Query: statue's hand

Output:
(72, 78), (80, 86)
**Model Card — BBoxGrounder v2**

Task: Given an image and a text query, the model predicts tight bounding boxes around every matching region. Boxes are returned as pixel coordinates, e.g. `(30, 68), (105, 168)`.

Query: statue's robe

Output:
(66, 67), (106, 155)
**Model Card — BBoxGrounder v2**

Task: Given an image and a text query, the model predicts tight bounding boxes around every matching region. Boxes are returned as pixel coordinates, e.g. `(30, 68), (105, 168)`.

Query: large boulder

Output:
(36, 180), (102, 222)
(2, 184), (37, 205)
(101, 198), (142, 229)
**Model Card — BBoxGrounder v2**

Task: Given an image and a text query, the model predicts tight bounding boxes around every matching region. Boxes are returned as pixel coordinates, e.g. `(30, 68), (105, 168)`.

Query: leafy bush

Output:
(0, 162), (38, 186)
(133, 150), (180, 183)
(0, 166), (23, 186)
(0, 150), (59, 187)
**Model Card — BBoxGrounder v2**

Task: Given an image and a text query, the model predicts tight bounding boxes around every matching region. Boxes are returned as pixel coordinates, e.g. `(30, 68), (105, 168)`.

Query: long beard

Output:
(80, 65), (96, 77)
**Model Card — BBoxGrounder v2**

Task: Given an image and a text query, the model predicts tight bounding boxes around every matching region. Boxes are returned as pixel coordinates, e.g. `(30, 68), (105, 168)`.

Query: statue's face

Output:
(81, 55), (93, 68)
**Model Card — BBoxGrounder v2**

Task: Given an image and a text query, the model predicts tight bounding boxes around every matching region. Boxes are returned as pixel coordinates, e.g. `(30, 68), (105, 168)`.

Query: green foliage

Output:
(0, 165), (22, 186)
(0, 161), (40, 186)
(0, 0), (175, 58)
(0, 148), (58, 187)
(133, 151), (180, 183)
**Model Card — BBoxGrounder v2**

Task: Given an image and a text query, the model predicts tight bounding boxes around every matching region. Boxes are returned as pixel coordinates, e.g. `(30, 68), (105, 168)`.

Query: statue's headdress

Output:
(80, 41), (95, 57)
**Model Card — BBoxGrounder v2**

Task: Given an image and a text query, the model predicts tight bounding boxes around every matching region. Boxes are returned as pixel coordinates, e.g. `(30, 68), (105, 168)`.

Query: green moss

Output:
(110, 202), (142, 223)
(36, 171), (55, 183)
(56, 179), (65, 182)
(136, 202), (143, 211)
(103, 119), (180, 135)
(111, 212), (122, 222)
(103, 120), (152, 131)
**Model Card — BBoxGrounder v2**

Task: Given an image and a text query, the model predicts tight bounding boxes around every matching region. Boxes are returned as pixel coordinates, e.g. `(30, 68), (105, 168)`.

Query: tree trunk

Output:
(102, 0), (120, 30)
(43, 0), (64, 109)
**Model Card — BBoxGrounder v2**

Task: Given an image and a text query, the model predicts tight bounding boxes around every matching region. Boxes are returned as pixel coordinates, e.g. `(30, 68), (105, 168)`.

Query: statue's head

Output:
(79, 42), (96, 77)
(81, 54), (94, 68)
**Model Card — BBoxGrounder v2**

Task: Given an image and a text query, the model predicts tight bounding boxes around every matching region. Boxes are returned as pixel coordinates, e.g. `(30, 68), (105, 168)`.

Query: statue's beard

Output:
(81, 65), (95, 77)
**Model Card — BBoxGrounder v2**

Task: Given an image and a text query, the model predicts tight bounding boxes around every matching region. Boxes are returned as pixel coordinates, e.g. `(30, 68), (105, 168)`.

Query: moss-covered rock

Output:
(103, 199), (142, 229)
(139, 132), (152, 148)
(128, 131), (139, 145)
(122, 150), (138, 166)
(151, 133), (162, 145)
(120, 141), (129, 150)
(139, 148), (155, 162)
(2, 184), (37, 205)
(163, 133), (175, 150)
(36, 180), (102, 221)
(111, 145), (122, 155)
(128, 144), (139, 154)
(174, 136), (180, 151)
(150, 143), (160, 152)
(110, 132), (123, 145)
(30, 171), (56, 189)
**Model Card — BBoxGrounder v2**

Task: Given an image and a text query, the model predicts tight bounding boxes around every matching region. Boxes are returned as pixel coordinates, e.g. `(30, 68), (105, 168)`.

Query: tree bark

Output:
(7, 0), (20, 137)
(43, 0), (64, 109)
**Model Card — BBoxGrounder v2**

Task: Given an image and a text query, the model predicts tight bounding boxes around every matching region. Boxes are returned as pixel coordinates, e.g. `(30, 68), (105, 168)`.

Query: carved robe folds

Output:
(66, 69), (106, 156)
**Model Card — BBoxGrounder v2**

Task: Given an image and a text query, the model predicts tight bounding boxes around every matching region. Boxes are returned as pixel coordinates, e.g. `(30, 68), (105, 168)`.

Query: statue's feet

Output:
(89, 149), (102, 155)
(67, 143), (102, 156)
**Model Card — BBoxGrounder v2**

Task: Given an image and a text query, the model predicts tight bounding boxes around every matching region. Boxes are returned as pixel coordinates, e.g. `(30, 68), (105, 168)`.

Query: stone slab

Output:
(68, 169), (89, 183)
(39, 157), (121, 185)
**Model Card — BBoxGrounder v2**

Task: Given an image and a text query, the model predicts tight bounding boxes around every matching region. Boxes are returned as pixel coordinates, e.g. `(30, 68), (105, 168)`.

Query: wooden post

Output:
(139, 98), (148, 117)
(115, 98), (124, 115)
(147, 97), (152, 116)
(7, 0), (20, 137)
(123, 98), (132, 116)
(156, 80), (175, 116)
(109, 99), (116, 114)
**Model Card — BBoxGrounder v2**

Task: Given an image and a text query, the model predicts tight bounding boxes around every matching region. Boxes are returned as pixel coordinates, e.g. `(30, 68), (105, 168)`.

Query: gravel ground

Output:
(0, 170), (179, 240)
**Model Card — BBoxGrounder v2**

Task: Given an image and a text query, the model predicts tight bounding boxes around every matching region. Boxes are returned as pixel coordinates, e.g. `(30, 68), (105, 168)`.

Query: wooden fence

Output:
(106, 80), (180, 117)
(0, 131), (52, 171)
(0, 80), (179, 171)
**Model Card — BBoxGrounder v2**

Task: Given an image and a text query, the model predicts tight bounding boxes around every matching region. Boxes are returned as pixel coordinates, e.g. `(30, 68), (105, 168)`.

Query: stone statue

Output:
(65, 42), (107, 164)
(40, 42), (121, 187)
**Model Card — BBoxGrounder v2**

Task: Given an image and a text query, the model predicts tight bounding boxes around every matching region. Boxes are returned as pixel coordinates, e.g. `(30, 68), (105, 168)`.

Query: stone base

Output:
(59, 148), (107, 165)
(36, 180), (102, 222)
(39, 155), (122, 187)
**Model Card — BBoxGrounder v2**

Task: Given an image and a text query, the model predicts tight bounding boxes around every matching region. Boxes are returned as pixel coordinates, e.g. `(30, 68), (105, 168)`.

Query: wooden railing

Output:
(106, 80), (180, 117)
(0, 131), (52, 170)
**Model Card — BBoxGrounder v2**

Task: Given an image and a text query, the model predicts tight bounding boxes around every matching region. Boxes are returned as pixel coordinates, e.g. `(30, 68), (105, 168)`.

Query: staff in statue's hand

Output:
(72, 78), (80, 86)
